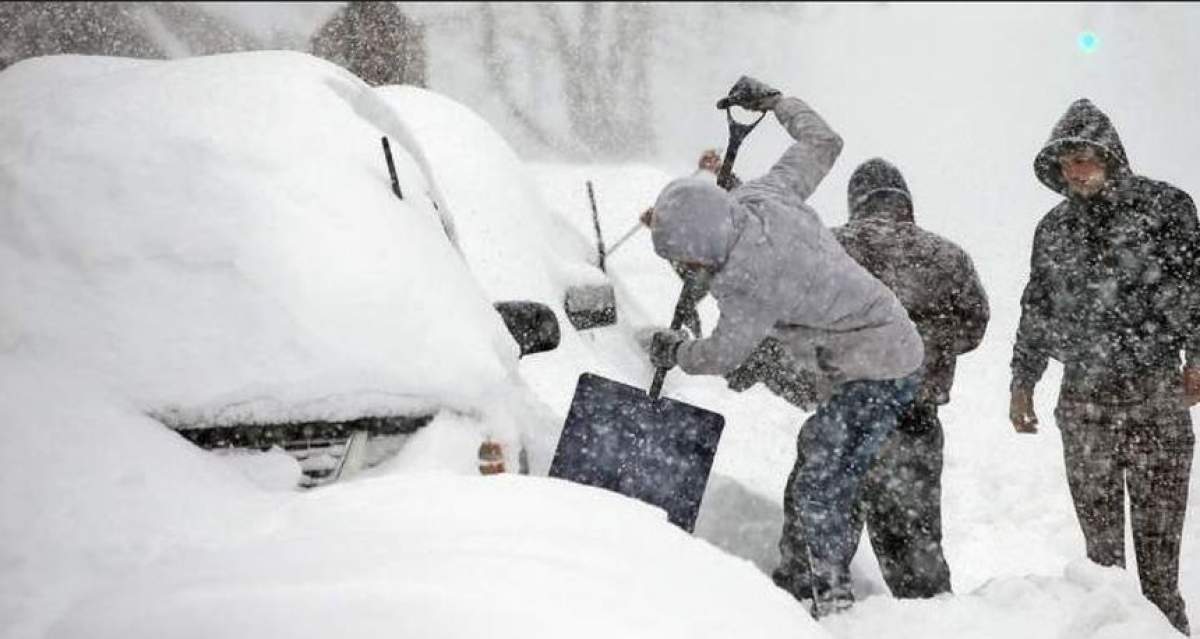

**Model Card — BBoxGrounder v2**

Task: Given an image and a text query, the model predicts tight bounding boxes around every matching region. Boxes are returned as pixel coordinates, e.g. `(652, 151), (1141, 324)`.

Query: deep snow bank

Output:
(44, 474), (823, 639)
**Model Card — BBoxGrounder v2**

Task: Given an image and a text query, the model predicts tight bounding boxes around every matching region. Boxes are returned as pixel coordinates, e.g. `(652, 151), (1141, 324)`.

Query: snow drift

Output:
(44, 474), (822, 639)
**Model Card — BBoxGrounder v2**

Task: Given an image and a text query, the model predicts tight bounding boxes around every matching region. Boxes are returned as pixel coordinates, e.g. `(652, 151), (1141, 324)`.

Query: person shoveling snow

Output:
(640, 75), (924, 617)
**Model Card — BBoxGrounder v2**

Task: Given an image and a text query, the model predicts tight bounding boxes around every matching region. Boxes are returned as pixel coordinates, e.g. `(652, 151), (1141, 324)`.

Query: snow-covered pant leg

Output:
(775, 375), (918, 610)
(1057, 401), (1127, 566)
(1127, 398), (1193, 636)
(774, 452), (810, 596)
(1056, 395), (1194, 635)
(854, 402), (952, 598)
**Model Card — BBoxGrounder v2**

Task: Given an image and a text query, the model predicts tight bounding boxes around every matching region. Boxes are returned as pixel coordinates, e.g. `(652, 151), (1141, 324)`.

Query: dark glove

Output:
(716, 75), (782, 112)
(649, 329), (689, 369)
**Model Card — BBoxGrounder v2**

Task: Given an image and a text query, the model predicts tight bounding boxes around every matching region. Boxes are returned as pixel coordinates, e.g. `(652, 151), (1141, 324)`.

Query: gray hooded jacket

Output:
(651, 97), (923, 390)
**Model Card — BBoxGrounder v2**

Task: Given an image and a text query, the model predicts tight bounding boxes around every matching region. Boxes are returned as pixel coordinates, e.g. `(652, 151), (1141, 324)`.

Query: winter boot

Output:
(771, 564), (815, 604)
(809, 562), (855, 618)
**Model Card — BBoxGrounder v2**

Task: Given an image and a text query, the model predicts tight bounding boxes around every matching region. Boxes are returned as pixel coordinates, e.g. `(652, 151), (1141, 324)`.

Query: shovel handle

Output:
(587, 181), (606, 273)
(649, 285), (693, 399)
(649, 105), (762, 399)
(716, 109), (766, 191)
(606, 219), (645, 258)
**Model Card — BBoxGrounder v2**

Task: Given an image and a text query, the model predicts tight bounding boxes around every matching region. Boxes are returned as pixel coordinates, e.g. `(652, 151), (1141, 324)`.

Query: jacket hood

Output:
(650, 177), (743, 268)
(847, 158), (913, 223)
(1034, 98), (1131, 196)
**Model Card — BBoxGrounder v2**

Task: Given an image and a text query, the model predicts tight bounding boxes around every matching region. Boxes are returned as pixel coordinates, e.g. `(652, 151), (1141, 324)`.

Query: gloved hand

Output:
(1009, 386), (1038, 434)
(649, 328), (689, 369)
(716, 75), (782, 112)
(697, 148), (722, 174)
(1185, 365), (1200, 407)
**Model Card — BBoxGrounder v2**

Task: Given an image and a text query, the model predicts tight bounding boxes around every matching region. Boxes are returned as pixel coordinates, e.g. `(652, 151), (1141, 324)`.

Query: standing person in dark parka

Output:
(822, 158), (988, 598)
(1010, 98), (1200, 635)
(643, 76), (924, 616)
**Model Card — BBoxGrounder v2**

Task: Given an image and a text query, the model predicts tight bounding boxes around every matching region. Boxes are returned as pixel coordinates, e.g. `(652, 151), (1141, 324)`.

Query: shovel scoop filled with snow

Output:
(563, 283), (617, 330)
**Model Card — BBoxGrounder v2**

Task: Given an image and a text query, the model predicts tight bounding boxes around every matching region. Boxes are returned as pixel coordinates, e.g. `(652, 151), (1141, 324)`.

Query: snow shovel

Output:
(564, 283), (617, 330)
(548, 100), (766, 533)
(605, 218), (645, 258)
(713, 103), (767, 190)
(563, 180), (618, 330)
(548, 286), (724, 533)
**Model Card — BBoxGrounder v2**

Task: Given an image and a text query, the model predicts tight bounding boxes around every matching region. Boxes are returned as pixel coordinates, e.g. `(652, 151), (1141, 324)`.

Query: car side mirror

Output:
(494, 301), (561, 358)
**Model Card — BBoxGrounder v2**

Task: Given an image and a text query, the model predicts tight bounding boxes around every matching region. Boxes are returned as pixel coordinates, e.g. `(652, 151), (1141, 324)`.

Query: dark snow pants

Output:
(848, 402), (952, 598)
(773, 374), (918, 613)
(774, 401), (951, 602)
(1055, 392), (1194, 636)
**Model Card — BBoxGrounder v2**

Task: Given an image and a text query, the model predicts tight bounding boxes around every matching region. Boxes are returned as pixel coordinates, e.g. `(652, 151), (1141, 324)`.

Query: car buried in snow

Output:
(0, 50), (574, 488)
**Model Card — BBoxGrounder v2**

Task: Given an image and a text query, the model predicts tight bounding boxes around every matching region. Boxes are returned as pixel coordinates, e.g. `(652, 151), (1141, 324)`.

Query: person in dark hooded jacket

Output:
(771, 158), (989, 599)
(1010, 98), (1200, 635)
(643, 76), (924, 617)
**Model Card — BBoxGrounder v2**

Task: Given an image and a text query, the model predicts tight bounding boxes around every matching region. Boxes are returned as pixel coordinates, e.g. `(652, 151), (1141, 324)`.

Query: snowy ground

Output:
(3, 7), (1200, 637)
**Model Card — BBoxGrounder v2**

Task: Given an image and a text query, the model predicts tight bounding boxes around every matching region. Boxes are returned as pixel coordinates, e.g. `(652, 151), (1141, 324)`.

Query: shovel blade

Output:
(563, 284), (617, 330)
(549, 373), (724, 532)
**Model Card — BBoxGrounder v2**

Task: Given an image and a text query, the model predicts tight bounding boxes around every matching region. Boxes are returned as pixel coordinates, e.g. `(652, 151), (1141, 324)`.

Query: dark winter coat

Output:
(1011, 99), (1200, 402)
(833, 159), (989, 405)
